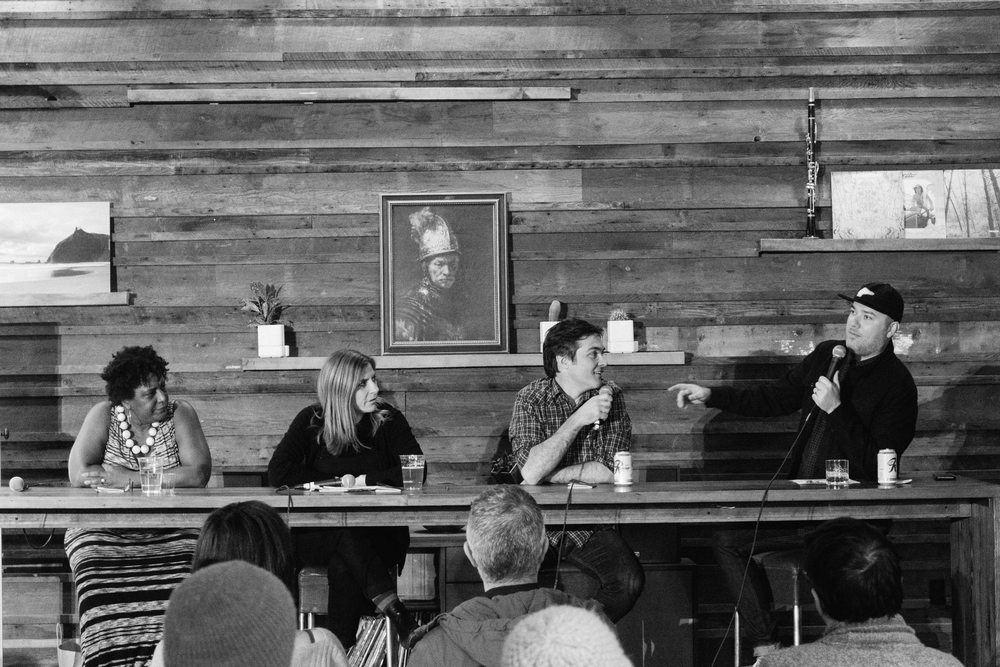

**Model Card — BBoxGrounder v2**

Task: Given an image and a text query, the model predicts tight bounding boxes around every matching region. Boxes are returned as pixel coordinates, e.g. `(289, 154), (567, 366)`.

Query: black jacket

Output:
(707, 340), (918, 481)
(267, 404), (422, 488)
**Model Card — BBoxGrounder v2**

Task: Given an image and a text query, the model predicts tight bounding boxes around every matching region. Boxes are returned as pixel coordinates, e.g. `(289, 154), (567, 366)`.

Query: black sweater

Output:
(706, 340), (918, 481)
(267, 404), (423, 488)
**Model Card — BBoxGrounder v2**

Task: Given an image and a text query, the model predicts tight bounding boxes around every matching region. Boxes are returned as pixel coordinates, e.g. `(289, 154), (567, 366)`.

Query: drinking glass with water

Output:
(400, 455), (425, 492)
(138, 455), (163, 496)
(825, 459), (849, 488)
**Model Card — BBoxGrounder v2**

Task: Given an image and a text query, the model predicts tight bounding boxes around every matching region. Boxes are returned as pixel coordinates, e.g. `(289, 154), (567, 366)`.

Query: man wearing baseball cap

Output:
(669, 283), (917, 665)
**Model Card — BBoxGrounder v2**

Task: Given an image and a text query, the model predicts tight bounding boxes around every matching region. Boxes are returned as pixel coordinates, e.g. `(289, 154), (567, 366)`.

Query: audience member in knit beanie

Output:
(162, 560), (296, 667)
(501, 605), (633, 667)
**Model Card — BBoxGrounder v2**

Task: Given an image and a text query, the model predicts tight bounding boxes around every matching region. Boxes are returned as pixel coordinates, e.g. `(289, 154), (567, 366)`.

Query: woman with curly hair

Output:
(66, 345), (211, 667)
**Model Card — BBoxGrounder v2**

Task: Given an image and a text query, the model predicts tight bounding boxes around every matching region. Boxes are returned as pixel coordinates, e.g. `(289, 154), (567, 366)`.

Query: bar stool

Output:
(298, 565), (399, 666)
(733, 549), (807, 667)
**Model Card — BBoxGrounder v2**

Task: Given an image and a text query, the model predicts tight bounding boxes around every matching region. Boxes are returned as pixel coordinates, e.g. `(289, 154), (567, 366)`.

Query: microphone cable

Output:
(707, 401), (820, 667)
(21, 528), (57, 549)
(552, 480), (578, 591)
(274, 484), (296, 522)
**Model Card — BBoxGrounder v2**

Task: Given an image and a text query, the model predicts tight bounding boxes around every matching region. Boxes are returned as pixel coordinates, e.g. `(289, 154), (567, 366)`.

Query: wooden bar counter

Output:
(2, 476), (997, 667)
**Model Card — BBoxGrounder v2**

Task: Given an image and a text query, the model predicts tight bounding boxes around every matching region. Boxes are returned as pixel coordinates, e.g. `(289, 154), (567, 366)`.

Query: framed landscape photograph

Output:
(380, 193), (509, 355)
(0, 202), (113, 306)
(832, 169), (1000, 240)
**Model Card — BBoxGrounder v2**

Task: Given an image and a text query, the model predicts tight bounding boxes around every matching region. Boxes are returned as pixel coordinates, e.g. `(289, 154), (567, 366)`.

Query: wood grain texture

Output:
(0, 172), (581, 215)
(5, 99), (1000, 151)
(0, 1), (995, 20)
(4, 14), (1000, 62)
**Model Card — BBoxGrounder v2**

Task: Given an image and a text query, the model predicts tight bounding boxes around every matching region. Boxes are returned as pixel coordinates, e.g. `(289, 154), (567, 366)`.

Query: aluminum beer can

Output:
(614, 451), (633, 486)
(878, 449), (898, 485)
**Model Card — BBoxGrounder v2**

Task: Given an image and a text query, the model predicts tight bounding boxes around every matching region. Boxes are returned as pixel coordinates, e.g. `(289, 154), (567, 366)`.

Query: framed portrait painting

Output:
(380, 193), (509, 354)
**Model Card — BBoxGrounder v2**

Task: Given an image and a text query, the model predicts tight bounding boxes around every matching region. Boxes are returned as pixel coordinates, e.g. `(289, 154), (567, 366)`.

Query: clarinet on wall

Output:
(804, 87), (819, 238)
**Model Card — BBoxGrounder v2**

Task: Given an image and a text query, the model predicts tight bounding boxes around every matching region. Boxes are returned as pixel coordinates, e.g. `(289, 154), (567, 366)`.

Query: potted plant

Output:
(606, 307), (637, 353)
(241, 282), (290, 358)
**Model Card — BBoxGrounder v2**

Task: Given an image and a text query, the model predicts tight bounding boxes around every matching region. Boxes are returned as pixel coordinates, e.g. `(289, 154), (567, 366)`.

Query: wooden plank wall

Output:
(2, 1), (999, 664)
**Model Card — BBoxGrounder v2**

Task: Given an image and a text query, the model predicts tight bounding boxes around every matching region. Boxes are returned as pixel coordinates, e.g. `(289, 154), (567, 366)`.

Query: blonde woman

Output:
(268, 349), (423, 649)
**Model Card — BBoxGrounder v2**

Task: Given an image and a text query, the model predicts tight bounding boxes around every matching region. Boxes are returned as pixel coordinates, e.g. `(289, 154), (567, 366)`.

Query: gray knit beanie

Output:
(501, 605), (633, 667)
(163, 560), (296, 667)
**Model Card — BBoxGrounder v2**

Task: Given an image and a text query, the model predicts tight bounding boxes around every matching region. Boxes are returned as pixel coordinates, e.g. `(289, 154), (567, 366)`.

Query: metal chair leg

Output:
(734, 610), (741, 667)
(384, 614), (397, 667)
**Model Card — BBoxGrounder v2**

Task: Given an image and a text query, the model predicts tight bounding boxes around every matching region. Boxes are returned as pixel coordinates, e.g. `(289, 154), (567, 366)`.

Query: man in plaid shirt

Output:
(508, 318), (644, 621)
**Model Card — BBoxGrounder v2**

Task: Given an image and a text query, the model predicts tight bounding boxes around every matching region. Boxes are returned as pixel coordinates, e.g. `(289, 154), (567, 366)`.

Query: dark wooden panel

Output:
(5, 99), (1000, 152)
(6, 52), (1000, 87)
(5, 138), (1000, 180)
(0, 84), (128, 108)
(512, 253), (1000, 301)
(3, 13), (999, 61)
(116, 236), (375, 260)
(116, 263), (380, 305)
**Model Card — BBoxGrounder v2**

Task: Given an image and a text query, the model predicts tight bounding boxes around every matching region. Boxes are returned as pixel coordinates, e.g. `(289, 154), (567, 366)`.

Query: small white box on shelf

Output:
(607, 320), (636, 353)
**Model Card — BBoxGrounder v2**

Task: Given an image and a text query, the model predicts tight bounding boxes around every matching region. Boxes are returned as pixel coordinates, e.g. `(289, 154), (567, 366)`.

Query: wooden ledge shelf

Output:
(0, 292), (130, 307)
(242, 351), (686, 371)
(759, 238), (1000, 254)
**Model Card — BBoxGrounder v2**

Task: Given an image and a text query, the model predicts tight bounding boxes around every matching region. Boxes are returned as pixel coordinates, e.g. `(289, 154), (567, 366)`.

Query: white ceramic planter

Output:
(606, 320), (637, 353)
(257, 324), (289, 358)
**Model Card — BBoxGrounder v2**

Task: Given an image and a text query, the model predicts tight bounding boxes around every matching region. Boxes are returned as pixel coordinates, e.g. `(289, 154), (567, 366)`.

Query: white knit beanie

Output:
(501, 605), (633, 667)
(163, 561), (296, 667)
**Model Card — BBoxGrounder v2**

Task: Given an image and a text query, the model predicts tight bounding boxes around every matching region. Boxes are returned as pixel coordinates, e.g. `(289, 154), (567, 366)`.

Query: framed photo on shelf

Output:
(380, 193), (509, 355)
(832, 169), (1000, 240)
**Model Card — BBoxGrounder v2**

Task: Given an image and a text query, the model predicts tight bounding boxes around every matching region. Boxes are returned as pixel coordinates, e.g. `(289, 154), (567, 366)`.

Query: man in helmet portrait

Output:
(395, 207), (466, 342)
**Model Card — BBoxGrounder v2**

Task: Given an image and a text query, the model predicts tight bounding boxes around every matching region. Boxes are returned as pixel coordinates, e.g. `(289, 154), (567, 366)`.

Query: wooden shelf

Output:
(242, 351), (686, 371)
(759, 238), (1000, 254)
(0, 292), (130, 307)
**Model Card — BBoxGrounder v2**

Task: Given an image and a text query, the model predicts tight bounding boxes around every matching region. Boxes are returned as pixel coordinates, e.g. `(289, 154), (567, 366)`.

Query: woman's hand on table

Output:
(79, 464), (133, 489)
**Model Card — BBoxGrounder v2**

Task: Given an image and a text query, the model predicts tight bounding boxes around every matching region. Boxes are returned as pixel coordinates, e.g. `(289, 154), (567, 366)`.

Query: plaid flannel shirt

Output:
(509, 377), (632, 549)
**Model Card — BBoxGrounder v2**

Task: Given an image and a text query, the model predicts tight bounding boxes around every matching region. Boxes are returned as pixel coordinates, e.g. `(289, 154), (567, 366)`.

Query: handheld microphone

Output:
(592, 385), (613, 431)
(341, 474), (356, 489)
(9, 476), (28, 492)
(825, 345), (848, 381)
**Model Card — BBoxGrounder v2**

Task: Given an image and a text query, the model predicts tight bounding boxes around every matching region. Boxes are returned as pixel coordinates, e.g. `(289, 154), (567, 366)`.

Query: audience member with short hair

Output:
(407, 485), (613, 667)
(152, 501), (348, 667)
(759, 517), (962, 667)
(500, 605), (633, 667)
(160, 560), (296, 667)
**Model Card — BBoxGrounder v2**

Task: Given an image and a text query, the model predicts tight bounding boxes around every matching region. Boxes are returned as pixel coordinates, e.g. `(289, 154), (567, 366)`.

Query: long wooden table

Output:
(1, 475), (997, 667)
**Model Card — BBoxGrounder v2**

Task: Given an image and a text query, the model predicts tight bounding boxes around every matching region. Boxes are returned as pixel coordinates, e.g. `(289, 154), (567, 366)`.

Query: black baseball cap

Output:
(838, 283), (904, 322)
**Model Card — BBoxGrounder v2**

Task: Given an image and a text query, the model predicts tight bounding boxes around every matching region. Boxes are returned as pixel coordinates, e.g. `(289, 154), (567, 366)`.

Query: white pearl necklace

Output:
(114, 405), (160, 457)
